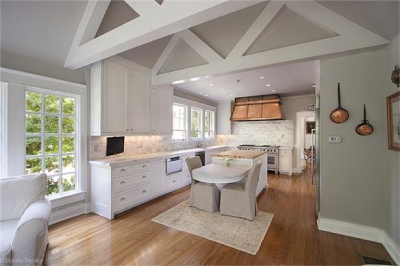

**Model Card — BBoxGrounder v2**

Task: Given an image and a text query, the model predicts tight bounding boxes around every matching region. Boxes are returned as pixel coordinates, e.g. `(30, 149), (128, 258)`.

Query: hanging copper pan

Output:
(330, 83), (349, 124)
(356, 104), (374, 136)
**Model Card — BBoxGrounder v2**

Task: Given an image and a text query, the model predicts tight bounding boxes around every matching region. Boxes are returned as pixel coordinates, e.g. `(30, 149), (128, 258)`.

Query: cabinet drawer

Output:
(113, 171), (151, 192)
(182, 171), (191, 183)
(166, 174), (182, 188)
(113, 162), (151, 176)
(114, 184), (150, 212)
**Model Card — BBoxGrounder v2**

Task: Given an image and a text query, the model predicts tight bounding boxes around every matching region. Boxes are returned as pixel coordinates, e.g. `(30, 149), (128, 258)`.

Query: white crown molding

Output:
(152, 0), (388, 86)
(318, 217), (400, 265)
(65, 0), (259, 69)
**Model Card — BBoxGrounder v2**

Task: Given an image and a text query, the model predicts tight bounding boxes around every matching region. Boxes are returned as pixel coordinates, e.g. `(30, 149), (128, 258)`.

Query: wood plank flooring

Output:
(44, 172), (394, 265)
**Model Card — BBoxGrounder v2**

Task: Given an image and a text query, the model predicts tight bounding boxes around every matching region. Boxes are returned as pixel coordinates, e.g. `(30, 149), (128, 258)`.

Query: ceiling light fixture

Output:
(272, 90), (276, 92)
(205, 94), (208, 97)
(172, 80), (185, 85)
(266, 84), (271, 87)
(209, 83), (214, 86)
(222, 90), (225, 92)
(199, 92), (203, 94)
(260, 76), (265, 79)
(230, 94), (234, 97)
(190, 77), (200, 82)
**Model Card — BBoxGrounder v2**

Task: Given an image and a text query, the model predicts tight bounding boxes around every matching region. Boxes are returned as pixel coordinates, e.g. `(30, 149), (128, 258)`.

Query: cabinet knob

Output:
(142, 175), (146, 179)
(120, 197), (126, 202)
(120, 169), (126, 172)
(126, 129), (129, 131)
(130, 129), (133, 131)
(173, 180), (176, 183)
(120, 181), (126, 185)
(142, 190), (147, 193)
(142, 165), (147, 168)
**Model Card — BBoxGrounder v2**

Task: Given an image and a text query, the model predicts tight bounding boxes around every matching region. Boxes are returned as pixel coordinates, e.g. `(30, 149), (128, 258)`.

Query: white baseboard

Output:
(318, 217), (399, 265)
(49, 203), (86, 225)
(84, 203), (91, 214)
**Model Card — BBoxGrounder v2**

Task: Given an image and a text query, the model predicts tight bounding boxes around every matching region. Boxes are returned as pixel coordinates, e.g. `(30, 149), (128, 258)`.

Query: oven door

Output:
(267, 155), (278, 169)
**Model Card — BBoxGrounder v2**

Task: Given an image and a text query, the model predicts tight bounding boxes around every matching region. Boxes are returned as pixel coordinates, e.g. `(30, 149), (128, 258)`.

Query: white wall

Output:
(383, 34), (400, 247)
(320, 49), (387, 229)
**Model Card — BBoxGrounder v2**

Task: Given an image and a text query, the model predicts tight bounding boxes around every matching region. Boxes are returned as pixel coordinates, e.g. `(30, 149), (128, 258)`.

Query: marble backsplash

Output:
(90, 135), (216, 160)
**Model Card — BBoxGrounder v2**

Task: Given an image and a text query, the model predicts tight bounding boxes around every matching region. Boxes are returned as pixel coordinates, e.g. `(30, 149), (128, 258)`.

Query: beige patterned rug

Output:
(152, 200), (274, 255)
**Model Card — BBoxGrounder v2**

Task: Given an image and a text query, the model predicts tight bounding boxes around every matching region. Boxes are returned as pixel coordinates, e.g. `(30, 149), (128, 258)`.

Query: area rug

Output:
(152, 200), (274, 255)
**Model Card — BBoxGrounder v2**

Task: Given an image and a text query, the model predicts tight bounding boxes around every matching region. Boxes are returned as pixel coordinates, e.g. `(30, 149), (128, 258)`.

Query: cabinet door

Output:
(157, 87), (173, 133)
(149, 88), (159, 133)
(130, 69), (149, 133)
(151, 160), (166, 196)
(103, 61), (130, 133)
(279, 155), (290, 173)
(217, 102), (232, 135)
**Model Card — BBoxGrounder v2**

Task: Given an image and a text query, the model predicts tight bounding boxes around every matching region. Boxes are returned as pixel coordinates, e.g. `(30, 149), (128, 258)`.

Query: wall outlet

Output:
(328, 136), (342, 143)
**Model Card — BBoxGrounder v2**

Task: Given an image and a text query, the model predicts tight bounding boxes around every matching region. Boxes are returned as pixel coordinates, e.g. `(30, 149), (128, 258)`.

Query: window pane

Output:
(62, 174), (75, 192)
(62, 97), (75, 115)
(47, 175), (60, 195)
(173, 131), (186, 141)
(45, 156), (60, 174)
(191, 109), (200, 131)
(62, 136), (75, 153)
(45, 95), (59, 113)
(191, 131), (200, 139)
(26, 136), (42, 156)
(45, 115), (59, 133)
(26, 158), (42, 174)
(62, 117), (75, 133)
(62, 155), (75, 173)
(45, 136), (59, 155)
(26, 114), (42, 133)
(26, 91), (42, 112)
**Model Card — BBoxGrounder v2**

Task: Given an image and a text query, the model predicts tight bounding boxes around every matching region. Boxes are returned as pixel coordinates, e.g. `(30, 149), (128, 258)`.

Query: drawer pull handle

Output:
(173, 180), (176, 183)
(142, 165), (147, 168)
(120, 169), (126, 172)
(120, 197), (126, 202)
(142, 176), (146, 179)
(142, 190), (147, 193)
(120, 181), (126, 185)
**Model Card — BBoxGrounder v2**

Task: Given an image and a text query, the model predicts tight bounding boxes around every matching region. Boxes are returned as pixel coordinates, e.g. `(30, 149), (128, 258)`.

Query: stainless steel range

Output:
(237, 145), (279, 174)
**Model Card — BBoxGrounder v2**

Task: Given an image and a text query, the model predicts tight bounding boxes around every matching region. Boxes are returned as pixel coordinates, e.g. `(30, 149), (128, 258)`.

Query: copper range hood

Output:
(230, 94), (285, 121)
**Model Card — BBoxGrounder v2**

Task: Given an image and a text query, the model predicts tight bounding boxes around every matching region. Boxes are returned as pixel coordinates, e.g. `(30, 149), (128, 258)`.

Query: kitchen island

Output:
(211, 150), (268, 196)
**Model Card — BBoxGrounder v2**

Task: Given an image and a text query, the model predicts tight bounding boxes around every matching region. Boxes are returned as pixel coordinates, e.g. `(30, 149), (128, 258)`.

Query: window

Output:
(0, 85), (3, 175)
(191, 108), (202, 140)
(25, 90), (78, 196)
(172, 103), (187, 141)
(204, 110), (215, 139)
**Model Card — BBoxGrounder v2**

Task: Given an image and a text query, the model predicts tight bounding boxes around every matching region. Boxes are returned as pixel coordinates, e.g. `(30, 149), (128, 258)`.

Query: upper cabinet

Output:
(90, 57), (151, 136)
(217, 101), (233, 135)
(149, 86), (173, 134)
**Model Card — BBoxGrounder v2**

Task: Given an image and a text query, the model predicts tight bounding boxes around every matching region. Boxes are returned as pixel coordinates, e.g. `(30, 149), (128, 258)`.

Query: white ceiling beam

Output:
(227, 1), (285, 60)
(65, 0), (262, 69)
(152, 34), (181, 75)
(152, 1), (389, 86)
(124, 0), (161, 17)
(179, 29), (224, 63)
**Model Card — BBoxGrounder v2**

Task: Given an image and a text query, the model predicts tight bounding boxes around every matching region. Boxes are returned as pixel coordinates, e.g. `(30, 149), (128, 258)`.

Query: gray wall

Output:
(383, 34), (400, 246)
(320, 49), (387, 229)
(0, 51), (86, 85)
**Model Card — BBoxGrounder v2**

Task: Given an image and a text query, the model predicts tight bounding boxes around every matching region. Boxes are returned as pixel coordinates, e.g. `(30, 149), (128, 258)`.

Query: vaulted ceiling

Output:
(1, 0), (399, 93)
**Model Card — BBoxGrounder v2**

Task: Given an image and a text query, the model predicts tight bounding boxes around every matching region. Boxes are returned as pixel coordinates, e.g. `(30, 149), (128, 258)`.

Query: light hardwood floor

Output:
(44, 172), (394, 265)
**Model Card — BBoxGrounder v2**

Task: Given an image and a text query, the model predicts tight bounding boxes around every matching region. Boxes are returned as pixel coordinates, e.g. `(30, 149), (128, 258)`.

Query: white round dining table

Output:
(192, 163), (251, 184)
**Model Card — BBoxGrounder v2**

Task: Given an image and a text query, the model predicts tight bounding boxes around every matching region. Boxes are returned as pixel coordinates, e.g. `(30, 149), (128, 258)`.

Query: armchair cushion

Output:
(0, 174), (46, 221)
(0, 220), (18, 265)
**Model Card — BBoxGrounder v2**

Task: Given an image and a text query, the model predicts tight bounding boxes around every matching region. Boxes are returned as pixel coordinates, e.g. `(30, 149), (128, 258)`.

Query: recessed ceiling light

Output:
(230, 94), (234, 97)
(172, 80), (185, 84)
(209, 84), (214, 86)
(190, 77), (200, 82)
(222, 90), (225, 92)
(205, 94), (208, 97)
(199, 92), (203, 94)
(266, 84), (271, 87)
(272, 90), (276, 92)
(260, 76), (265, 79)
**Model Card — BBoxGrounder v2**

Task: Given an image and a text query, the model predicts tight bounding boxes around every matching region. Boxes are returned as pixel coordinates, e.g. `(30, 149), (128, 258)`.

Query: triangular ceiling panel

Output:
(158, 39), (208, 74)
(244, 5), (338, 55)
(190, 1), (269, 59)
(95, 0), (139, 38)
(119, 35), (173, 68)
(155, 0), (164, 5)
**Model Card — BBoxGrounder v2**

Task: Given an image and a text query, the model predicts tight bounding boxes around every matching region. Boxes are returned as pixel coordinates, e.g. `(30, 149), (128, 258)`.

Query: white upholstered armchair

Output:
(0, 174), (51, 266)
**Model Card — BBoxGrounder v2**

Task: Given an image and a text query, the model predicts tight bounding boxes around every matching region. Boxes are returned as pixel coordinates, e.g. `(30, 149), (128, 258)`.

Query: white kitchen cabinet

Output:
(279, 147), (293, 176)
(90, 56), (151, 136)
(149, 86), (173, 134)
(217, 101), (233, 135)
(152, 160), (167, 197)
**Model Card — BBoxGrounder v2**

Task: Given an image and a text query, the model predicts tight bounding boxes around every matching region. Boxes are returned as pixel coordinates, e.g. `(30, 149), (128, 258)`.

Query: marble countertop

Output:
(192, 164), (251, 184)
(89, 145), (229, 167)
(212, 150), (267, 159)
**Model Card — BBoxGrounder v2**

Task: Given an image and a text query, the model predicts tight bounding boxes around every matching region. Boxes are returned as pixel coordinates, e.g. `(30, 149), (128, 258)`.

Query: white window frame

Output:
(190, 107), (203, 141)
(24, 87), (81, 197)
(204, 110), (215, 140)
(0, 83), (7, 177)
(172, 103), (188, 142)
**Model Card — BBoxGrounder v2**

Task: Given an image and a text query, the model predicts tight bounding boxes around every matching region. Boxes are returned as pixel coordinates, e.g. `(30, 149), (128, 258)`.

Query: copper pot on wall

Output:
(356, 104), (374, 136)
(330, 83), (349, 124)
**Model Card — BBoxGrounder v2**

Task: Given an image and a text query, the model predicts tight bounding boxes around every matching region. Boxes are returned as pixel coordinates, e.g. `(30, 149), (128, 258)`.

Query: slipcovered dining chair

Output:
(186, 157), (220, 213)
(220, 162), (262, 220)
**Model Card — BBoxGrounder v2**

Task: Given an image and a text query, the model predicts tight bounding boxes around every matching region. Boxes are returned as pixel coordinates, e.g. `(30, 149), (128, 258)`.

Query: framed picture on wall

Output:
(387, 91), (400, 151)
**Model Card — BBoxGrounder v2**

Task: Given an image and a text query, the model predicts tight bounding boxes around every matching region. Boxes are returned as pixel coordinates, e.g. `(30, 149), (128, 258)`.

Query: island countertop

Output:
(212, 150), (267, 159)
